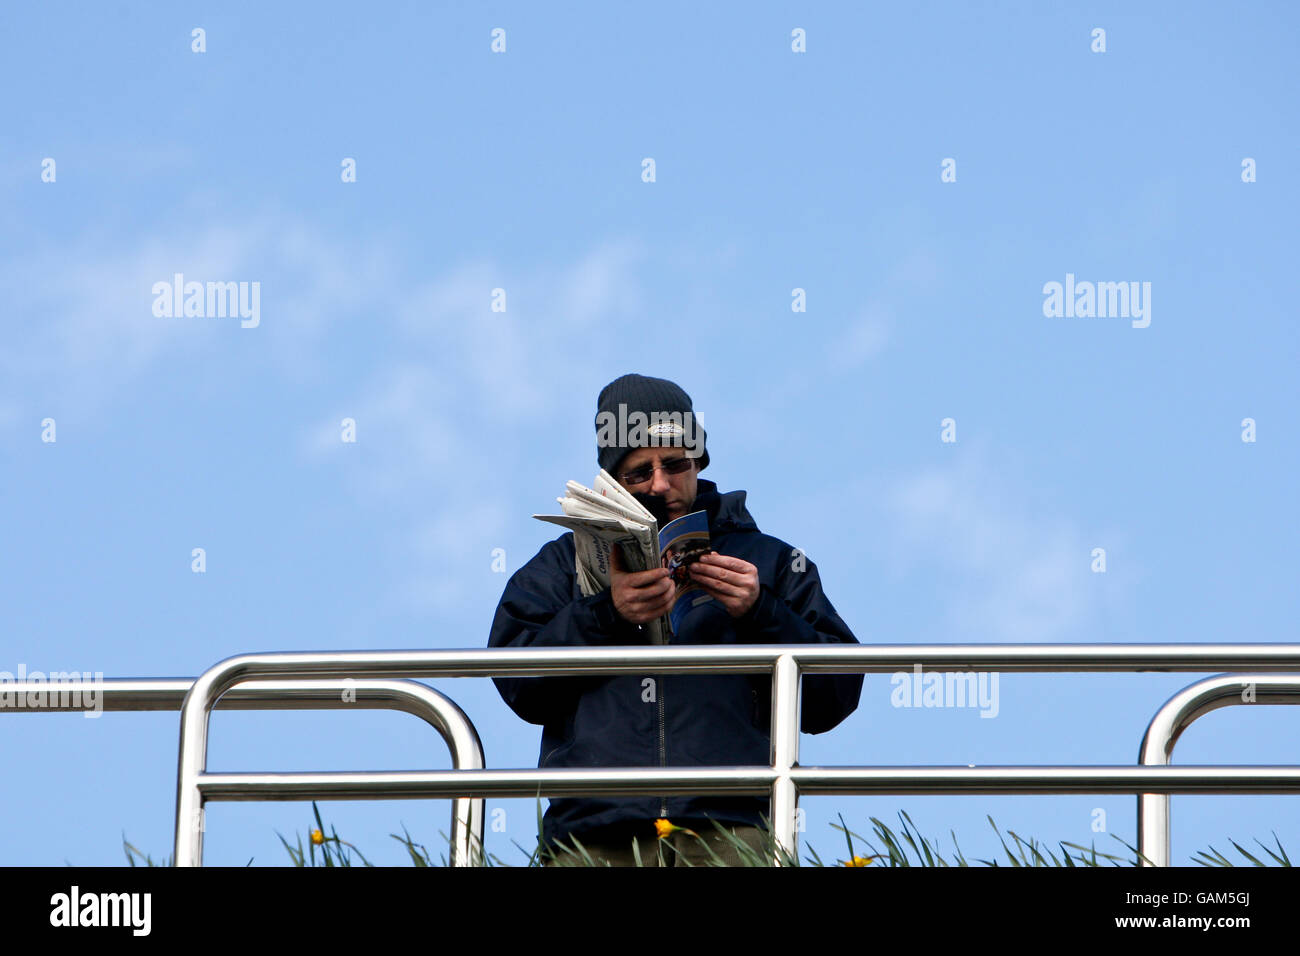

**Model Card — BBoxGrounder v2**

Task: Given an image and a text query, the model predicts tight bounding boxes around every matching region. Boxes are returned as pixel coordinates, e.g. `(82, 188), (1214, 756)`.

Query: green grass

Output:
(123, 803), (1293, 867)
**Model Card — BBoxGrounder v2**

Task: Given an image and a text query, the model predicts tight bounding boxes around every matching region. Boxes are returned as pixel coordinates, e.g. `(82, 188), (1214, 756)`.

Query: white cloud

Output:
(395, 503), (512, 614)
(829, 303), (891, 369)
(883, 444), (1125, 642)
(560, 238), (645, 327)
(393, 239), (645, 422)
(0, 399), (20, 435)
(4, 214), (648, 616)
(0, 215), (389, 408)
(290, 236), (647, 610)
(300, 363), (459, 494)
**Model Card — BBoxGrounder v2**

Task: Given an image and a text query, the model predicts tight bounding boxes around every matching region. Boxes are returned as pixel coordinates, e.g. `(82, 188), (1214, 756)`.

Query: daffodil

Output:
(839, 854), (876, 867)
(310, 829), (325, 846)
(654, 818), (699, 840)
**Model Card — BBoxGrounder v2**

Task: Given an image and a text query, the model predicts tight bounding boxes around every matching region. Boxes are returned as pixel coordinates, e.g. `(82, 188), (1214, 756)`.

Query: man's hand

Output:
(687, 553), (760, 618)
(610, 546), (675, 626)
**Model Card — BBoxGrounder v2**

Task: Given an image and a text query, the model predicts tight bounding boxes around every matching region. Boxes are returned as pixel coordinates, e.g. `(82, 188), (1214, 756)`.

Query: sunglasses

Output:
(618, 456), (694, 486)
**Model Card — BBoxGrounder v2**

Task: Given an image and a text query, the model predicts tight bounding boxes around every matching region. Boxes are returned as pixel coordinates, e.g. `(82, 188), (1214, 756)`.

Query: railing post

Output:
(1138, 674), (1300, 867)
(174, 659), (248, 867)
(172, 667), (489, 867)
(770, 653), (801, 865)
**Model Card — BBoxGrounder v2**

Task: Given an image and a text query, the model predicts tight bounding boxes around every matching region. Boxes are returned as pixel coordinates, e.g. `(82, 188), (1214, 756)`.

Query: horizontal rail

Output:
(193, 765), (1300, 801)
(0, 677), (476, 716)
(789, 766), (1300, 795)
(198, 767), (777, 800)
(164, 644), (1300, 682)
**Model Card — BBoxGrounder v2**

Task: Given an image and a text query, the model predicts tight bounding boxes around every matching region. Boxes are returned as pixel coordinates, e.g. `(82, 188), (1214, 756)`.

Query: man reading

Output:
(487, 373), (863, 866)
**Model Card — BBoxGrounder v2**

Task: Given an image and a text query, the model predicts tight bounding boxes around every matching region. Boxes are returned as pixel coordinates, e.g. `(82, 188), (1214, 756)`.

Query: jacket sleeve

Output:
(733, 548), (864, 735)
(487, 536), (642, 725)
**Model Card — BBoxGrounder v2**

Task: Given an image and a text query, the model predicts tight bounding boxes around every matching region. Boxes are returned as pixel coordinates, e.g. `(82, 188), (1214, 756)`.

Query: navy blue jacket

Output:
(487, 479), (863, 848)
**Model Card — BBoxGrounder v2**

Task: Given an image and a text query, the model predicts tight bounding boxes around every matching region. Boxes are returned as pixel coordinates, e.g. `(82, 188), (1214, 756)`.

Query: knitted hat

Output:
(594, 374), (709, 477)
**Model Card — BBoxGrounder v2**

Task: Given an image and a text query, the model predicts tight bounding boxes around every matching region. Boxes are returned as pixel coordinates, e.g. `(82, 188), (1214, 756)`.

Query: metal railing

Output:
(0, 677), (485, 865)
(1138, 674), (1300, 866)
(168, 643), (1300, 866)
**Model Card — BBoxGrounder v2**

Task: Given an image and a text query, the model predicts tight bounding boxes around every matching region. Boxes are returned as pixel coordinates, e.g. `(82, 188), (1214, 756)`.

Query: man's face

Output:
(615, 446), (700, 522)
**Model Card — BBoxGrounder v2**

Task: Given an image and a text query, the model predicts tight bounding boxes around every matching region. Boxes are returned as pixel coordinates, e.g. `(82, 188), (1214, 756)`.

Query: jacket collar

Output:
(691, 478), (759, 534)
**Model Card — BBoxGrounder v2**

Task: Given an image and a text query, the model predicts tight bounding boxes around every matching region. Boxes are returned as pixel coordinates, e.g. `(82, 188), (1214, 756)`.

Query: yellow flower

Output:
(310, 829), (325, 846)
(840, 854), (876, 867)
(654, 818), (699, 840)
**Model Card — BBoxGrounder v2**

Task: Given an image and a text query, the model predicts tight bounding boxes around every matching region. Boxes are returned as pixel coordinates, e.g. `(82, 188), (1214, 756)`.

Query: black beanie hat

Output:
(595, 374), (709, 477)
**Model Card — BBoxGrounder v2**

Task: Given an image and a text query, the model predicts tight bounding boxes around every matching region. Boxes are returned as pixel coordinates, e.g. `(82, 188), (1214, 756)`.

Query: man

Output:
(487, 374), (863, 865)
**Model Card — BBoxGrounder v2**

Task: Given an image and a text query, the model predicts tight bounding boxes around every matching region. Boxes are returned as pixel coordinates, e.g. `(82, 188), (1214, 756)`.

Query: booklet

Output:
(534, 470), (716, 644)
(658, 509), (717, 635)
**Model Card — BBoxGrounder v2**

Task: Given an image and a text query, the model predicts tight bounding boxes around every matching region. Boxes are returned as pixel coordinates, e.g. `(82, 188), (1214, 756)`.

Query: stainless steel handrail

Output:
(1138, 674), (1300, 866)
(171, 644), (1300, 867)
(0, 678), (485, 866)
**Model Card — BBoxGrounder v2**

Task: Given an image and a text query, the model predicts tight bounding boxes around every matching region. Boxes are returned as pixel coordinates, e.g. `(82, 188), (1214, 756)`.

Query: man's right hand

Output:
(609, 546), (674, 625)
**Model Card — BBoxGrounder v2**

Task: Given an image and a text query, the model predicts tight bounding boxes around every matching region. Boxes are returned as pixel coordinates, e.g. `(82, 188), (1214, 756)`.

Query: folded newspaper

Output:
(534, 469), (715, 644)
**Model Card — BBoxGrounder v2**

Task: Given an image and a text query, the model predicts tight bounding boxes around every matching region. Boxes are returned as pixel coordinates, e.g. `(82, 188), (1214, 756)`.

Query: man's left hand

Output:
(687, 553), (760, 618)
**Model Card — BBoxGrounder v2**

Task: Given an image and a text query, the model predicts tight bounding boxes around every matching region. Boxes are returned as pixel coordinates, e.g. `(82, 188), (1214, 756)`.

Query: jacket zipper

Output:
(658, 674), (667, 818)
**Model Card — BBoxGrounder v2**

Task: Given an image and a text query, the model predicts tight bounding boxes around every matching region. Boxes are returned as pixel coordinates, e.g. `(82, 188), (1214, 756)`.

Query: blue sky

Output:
(1, 1), (1297, 866)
